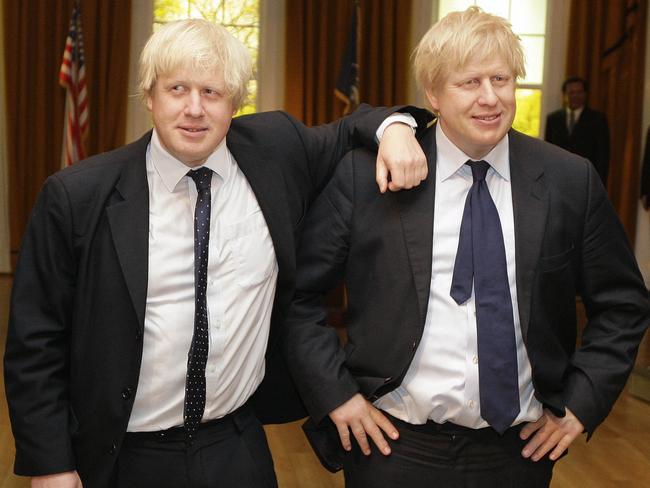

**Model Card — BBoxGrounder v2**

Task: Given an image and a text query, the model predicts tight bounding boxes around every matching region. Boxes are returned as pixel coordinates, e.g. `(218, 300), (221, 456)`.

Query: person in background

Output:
(4, 18), (430, 488)
(545, 76), (610, 186)
(284, 7), (649, 487)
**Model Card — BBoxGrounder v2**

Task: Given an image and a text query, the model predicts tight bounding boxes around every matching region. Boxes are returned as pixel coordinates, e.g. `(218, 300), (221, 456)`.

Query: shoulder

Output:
(48, 132), (150, 201)
(546, 109), (565, 121)
(229, 111), (301, 144)
(583, 107), (608, 122)
(510, 130), (591, 179)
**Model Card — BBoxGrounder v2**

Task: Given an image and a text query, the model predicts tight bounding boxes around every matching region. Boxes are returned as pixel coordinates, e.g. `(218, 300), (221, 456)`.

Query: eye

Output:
(202, 88), (223, 98)
(169, 85), (186, 94)
(492, 75), (510, 86)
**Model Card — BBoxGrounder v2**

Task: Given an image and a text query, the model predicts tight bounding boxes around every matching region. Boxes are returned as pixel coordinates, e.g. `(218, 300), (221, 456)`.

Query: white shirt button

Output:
(468, 400), (476, 409)
(472, 356), (478, 364)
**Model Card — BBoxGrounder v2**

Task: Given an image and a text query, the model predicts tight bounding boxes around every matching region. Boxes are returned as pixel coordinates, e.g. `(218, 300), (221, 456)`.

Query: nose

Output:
(477, 80), (498, 106)
(185, 90), (204, 117)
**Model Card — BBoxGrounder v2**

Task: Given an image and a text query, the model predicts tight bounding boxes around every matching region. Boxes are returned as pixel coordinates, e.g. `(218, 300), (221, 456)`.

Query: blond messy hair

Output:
(413, 6), (525, 94)
(138, 19), (252, 110)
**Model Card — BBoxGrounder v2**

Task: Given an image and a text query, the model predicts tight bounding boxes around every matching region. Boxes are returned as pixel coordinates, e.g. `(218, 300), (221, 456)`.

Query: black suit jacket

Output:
(545, 107), (610, 185)
(284, 125), (649, 471)
(4, 105), (429, 487)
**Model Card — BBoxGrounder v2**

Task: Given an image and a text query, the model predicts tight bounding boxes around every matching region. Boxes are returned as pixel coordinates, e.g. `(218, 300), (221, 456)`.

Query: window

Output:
(153, 0), (260, 115)
(438, 0), (547, 137)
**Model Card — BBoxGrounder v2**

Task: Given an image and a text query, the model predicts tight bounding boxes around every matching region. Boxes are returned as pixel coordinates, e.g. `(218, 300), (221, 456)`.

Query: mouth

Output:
(473, 114), (501, 122)
(179, 126), (208, 134)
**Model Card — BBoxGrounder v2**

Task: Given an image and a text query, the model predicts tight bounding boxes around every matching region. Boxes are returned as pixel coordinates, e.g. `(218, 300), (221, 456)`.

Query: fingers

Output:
(519, 415), (546, 440)
(376, 123), (428, 192)
(335, 421), (353, 452)
(329, 394), (397, 456)
(366, 408), (398, 455)
(351, 420), (372, 455)
(375, 159), (389, 194)
(521, 409), (583, 462)
(371, 408), (399, 441)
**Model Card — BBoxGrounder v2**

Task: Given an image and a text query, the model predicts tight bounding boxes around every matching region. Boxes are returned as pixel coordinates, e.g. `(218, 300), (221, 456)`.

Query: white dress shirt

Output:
(128, 130), (278, 431)
(566, 106), (584, 131)
(375, 124), (543, 428)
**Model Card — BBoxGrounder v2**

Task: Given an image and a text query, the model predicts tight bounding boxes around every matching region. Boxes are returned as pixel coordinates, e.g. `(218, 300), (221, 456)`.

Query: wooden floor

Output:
(0, 275), (648, 487)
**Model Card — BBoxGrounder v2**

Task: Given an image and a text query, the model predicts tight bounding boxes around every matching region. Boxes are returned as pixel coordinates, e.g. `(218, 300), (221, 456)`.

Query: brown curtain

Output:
(285, 0), (412, 125)
(566, 0), (647, 242)
(4, 0), (131, 265)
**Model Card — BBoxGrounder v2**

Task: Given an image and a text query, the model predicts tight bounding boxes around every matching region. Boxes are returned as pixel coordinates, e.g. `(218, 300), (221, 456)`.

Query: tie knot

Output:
(188, 167), (212, 191)
(467, 160), (490, 182)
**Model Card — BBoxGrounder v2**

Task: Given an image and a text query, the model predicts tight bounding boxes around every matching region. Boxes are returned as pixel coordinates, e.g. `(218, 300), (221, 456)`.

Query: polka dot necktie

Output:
(184, 167), (212, 442)
(449, 160), (520, 435)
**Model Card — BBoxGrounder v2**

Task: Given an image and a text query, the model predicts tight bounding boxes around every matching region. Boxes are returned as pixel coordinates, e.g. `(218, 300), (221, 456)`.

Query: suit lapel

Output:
(509, 130), (548, 340)
(396, 126), (437, 326)
(106, 133), (152, 333)
(227, 134), (294, 293)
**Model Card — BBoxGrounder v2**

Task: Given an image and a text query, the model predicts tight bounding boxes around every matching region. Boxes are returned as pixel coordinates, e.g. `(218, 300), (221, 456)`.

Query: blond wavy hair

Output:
(138, 19), (252, 110)
(413, 6), (525, 93)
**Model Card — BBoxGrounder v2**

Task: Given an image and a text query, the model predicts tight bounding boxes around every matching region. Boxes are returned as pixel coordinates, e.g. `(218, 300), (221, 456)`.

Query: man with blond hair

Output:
(4, 19), (429, 488)
(284, 7), (649, 487)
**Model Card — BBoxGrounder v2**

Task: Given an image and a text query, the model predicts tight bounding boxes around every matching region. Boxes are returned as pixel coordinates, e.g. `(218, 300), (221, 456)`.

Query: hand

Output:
(520, 408), (584, 462)
(376, 123), (427, 193)
(329, 393), (399, 456)
(642, 195), (649, 210)
(32, 471), (83, 488)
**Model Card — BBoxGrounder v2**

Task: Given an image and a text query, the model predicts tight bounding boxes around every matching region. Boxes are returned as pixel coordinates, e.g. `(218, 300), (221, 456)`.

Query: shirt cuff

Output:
(375, 113), (418, 142)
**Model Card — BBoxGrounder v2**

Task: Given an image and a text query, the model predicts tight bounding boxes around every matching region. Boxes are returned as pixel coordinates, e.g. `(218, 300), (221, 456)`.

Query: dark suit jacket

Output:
(545, 107), (610, 185)
(283, 125), (649, 471)
(4, 105), (429, 487)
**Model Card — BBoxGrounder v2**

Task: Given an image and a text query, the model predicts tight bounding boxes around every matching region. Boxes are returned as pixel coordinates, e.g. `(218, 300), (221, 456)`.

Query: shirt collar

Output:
(566, 106), (584, 119)
(436, 123), (510, 182)
(149, 129), (231, 192)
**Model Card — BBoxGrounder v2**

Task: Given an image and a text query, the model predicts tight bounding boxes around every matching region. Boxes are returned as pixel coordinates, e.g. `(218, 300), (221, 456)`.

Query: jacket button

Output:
(135, 331), (142, 341)
(121, 387), (133, 400)
(412, 340), (418, 350)
(108, 443), (117, 455)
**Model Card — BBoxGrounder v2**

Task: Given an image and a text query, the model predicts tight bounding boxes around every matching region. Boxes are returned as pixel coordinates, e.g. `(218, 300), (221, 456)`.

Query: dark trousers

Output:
(112, 404), (277, 488)
(343, 412), (555, 488)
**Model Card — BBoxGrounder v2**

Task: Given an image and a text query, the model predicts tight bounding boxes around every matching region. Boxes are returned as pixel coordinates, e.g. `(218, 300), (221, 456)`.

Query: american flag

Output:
(59, 2), (88, 167)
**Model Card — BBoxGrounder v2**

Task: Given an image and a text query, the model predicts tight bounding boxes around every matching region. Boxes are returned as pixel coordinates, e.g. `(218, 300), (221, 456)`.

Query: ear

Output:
(145, 83), (156, 112)
(425, 88), (440, 112)
(146, 92), (153, 112)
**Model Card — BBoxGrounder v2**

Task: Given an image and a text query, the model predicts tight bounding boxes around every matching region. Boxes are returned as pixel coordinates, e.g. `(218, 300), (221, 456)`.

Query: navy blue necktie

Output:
(184, 167), (212, 442)
(450, 160), (520, 434)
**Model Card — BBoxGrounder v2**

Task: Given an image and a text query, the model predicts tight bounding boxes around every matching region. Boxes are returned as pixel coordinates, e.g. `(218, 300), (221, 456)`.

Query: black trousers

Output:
(343, 412), (555, 488)
(111, 404), (277, 488)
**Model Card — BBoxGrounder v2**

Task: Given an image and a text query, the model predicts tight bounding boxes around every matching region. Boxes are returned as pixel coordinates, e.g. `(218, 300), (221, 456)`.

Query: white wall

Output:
(0, 0), (11, 273)
(258, 0), (286, 112)
(633, 2), (650, 286)
(125, 0), (153, 143)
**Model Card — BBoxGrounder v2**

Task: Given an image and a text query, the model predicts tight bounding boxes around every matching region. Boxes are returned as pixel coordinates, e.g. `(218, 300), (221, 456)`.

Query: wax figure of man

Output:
(284, 7), (649, 488)
(4, 19), (430, 488)
(545, 76), (610, 186)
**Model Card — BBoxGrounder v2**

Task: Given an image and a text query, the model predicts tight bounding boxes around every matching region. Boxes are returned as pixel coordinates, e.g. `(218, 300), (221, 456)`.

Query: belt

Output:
(125, 403), (251, 444)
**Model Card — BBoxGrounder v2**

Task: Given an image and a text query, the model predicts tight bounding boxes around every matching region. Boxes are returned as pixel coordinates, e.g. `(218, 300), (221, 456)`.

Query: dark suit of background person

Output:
(545, 78), (610, 186)
(283, 124), (649, 481)
(3, 105), (427, 487)
(640, 126), (650, 210)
